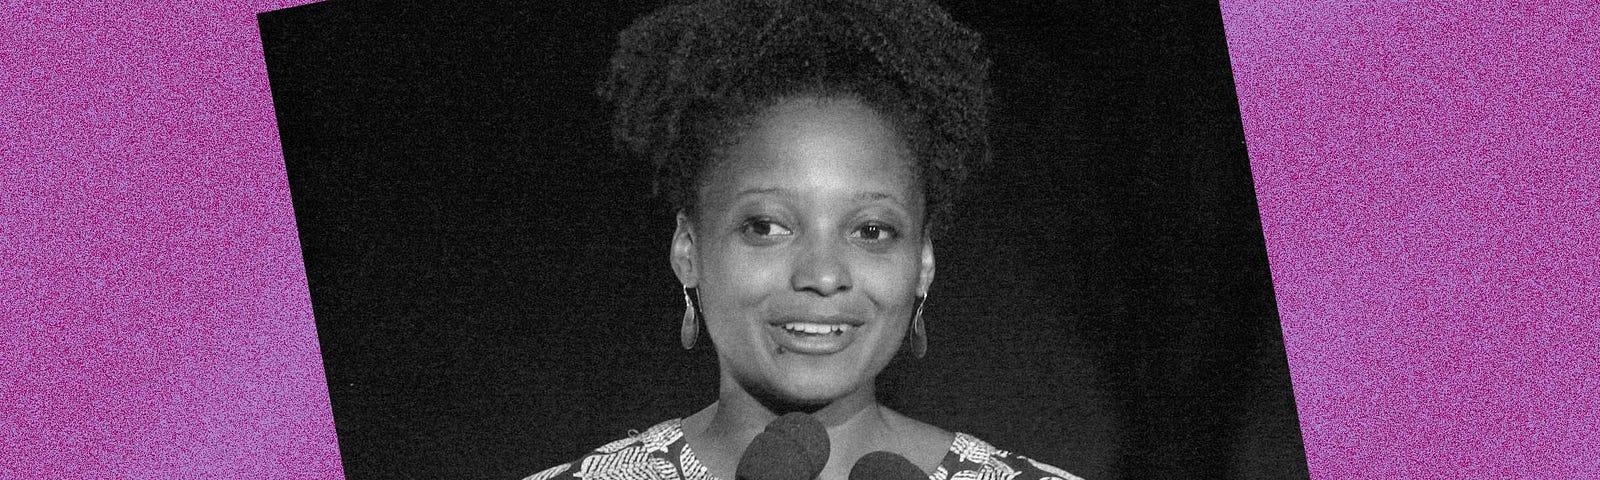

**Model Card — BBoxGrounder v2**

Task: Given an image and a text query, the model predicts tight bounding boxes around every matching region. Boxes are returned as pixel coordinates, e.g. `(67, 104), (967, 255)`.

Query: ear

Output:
(671, 212), (699, 287)
(918, 234), (935, 296)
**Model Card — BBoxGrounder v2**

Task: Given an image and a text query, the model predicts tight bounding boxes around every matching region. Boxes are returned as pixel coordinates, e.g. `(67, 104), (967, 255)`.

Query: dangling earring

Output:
(908, 295), (927, 358)
(681, 286), (698, 350)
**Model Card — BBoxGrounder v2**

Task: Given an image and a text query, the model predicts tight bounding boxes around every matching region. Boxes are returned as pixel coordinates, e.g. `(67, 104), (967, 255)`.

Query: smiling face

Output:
(672, 95), (934, 406)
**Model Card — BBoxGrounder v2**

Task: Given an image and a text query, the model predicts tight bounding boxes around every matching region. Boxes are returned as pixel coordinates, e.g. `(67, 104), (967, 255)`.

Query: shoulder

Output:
(935, 433), (1087, 480)
(522, 419), (702, 480)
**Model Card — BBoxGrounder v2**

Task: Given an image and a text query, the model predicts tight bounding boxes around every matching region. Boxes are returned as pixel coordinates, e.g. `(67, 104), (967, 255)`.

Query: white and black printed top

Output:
(524, 418), (1084, 480)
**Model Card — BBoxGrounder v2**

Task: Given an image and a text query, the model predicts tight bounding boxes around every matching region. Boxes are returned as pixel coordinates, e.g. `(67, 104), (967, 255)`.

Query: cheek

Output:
(857, 241), (925, 287)
(697, 243), (784, 309)
(856, 260), (917, 301)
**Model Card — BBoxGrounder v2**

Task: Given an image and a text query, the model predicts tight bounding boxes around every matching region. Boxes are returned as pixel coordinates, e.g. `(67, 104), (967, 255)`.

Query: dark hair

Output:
(599, 0), (991, 236)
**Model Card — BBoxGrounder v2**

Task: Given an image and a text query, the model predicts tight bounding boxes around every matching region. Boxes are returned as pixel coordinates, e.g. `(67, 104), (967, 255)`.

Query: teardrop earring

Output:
(681, 286), (698, 350)
(908, 295), (927, 358)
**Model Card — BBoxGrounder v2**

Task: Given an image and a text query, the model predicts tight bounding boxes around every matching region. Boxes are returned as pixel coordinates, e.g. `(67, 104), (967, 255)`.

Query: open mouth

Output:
(779, 322), (854, 336)
(769, 321), (859, 355)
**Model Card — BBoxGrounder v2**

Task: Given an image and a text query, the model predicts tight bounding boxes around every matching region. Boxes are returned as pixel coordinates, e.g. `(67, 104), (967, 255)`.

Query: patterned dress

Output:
(523, 418), (1085, 480)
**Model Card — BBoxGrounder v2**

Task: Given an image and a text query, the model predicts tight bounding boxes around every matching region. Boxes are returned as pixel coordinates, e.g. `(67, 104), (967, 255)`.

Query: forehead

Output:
(703, 96), (918, 200)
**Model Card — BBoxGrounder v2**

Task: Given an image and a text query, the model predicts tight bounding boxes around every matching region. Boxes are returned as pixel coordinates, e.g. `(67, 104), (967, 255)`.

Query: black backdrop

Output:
(260, 1), (1309, 479)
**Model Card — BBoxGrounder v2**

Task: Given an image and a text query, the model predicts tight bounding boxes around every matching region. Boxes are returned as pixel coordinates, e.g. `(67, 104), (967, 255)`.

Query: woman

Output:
(527, 1), (1082, 479)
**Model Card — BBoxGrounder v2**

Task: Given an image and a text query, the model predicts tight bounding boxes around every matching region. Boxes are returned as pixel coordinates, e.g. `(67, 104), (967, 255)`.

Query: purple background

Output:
(3, 0), (1594, 478)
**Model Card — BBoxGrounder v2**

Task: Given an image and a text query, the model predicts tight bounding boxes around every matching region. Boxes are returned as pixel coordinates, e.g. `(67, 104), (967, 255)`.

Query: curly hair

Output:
(599, 0), (992, 236)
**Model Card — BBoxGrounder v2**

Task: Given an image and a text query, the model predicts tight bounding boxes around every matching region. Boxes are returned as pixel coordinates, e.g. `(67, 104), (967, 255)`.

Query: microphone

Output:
(848, 451), (925, 480)
(735, 412), (831, 480)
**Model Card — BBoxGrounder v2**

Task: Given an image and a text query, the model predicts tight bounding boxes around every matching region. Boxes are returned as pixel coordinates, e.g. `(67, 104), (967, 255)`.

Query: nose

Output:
(790, 235), (852, 296)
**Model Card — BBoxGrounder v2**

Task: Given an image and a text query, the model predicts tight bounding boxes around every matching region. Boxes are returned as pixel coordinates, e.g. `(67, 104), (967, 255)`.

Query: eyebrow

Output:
(735, 187), (899, 203)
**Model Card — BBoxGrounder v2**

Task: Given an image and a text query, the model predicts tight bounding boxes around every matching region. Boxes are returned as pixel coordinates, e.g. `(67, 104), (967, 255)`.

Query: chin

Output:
(779, 376), (858, 405)
(756, 359), (878, 407)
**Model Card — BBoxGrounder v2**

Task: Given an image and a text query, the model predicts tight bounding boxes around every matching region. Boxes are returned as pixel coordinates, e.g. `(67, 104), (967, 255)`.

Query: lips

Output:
(767, 315), (865, 328)
(779, 322), (854, 335)
(768, 316), (864, 355)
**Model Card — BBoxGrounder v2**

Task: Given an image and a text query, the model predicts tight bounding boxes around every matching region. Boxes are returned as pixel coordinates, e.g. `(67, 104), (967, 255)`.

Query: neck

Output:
(687, 376), (904, 480)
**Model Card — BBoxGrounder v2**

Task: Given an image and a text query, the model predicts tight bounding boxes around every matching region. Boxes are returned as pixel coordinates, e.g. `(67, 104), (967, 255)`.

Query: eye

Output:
(850, 223), (898, 242)
(742, 218), (793, 237)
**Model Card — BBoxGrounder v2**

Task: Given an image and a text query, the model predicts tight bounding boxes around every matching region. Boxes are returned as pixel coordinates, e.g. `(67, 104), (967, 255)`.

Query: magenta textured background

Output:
(1, 1), (340, 478)
(3, 0), (1596, 478)
(1221, 0), (1599, 478)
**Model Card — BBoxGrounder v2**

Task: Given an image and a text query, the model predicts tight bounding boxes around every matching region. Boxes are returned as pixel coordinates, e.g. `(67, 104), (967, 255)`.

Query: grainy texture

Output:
(1222, 1), (1600, 478)
(6, 0), (1598, 479)
(0, 1), (341, 478)
(262, 1), (1306, 479)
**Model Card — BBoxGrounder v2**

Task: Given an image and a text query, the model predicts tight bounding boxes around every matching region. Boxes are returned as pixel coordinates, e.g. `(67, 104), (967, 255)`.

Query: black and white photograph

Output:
(260, 1), (1310, 479)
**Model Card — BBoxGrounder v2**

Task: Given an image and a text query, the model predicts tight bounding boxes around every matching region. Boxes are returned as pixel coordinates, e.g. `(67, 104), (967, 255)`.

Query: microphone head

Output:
(848, 451), (925, 480)
(736, 412), (830, 480)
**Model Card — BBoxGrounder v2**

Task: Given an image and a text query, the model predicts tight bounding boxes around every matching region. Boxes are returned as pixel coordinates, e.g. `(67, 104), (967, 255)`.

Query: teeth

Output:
(781, 322), (851, 335)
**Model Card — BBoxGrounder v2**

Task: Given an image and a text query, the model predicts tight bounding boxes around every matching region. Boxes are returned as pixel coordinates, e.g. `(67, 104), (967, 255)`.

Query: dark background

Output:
(260, 1), (1308, 479)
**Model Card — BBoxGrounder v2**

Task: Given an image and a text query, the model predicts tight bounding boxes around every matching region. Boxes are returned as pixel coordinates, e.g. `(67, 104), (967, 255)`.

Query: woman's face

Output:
(673, 96), (933, 405)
